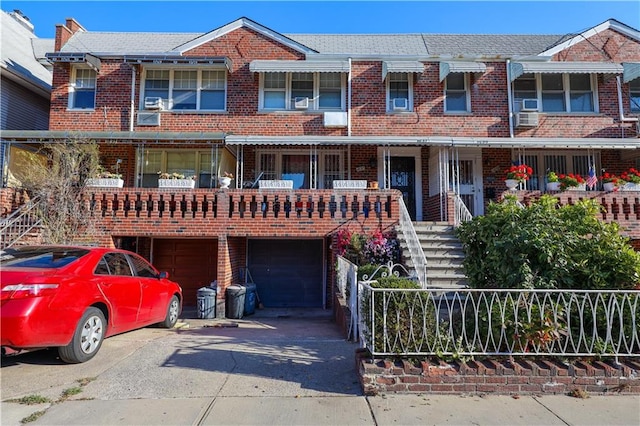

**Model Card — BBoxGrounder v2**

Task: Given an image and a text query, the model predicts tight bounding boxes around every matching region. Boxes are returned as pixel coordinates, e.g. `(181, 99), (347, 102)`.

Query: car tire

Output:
(58, 307), (106, 363)
(160, 295), (180, 328)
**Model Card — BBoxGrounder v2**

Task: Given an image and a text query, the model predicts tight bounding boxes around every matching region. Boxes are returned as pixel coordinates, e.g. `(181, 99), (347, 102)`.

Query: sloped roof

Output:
(53, 17), (637, 60)
(1, 10), (53, 91)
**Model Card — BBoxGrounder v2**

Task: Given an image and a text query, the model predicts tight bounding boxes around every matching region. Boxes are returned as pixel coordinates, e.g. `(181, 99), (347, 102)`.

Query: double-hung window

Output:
(444, 74), (469, 112)
(387, 73), (411, 112)
(260, 72), (345, 111)
(70, 68), (96, 109)
(142, 69), (226, 111)
(630, 78), (640, 112)
(513, 73), (596, 113)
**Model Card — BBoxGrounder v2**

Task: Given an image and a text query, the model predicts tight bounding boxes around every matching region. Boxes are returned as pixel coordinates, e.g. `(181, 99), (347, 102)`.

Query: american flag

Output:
(586, 165), (598, 189)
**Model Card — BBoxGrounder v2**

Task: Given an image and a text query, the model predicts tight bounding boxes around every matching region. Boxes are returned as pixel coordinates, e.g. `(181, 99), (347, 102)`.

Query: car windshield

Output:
(0, 247), (90, 268)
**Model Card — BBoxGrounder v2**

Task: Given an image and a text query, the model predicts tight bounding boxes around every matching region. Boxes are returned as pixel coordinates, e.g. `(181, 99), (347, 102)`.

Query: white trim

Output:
(225, 134), (640, 149)
(541, 20), (640, 57)
(377, 146), (423, 221)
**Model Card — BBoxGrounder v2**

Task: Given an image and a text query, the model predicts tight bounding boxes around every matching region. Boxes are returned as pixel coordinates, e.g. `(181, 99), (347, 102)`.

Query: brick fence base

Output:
(357, 352), (640, 396)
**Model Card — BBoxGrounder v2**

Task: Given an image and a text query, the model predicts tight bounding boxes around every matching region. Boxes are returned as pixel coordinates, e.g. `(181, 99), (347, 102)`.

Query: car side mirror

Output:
(159, 271), (170, 279)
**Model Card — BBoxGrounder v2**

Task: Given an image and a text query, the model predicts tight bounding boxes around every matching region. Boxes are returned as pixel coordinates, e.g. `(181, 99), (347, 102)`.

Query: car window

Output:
(128, 254), (158, 278)
(0, 247), (89, 268)
(94, 258), (110, 275)
(102, 253), (133, 276)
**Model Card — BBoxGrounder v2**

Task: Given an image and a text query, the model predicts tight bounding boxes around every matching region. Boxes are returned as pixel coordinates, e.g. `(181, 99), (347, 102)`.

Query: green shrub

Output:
(455, 195), (640, 290)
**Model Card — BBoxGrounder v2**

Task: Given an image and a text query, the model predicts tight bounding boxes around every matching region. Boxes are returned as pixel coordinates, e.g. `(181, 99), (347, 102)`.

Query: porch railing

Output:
(397, 197), (427, 287)
(0, 197), (42, 249)
(358, 285), (640, 358)
(453, 194), (473, 227)
(336, 255), (359, 341)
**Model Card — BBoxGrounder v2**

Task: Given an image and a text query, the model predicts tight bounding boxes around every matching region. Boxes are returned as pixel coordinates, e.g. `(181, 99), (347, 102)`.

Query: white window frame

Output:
(255, 149), (344, 189)
(444, 73), (470, 113)
(630, 78), (640, 112)
(258, 72), (346, 111)
(512, 73), (598, 113)
(141, 67), (227, 111)
(68, 66), (97, 110)
(386, 72), (413, 112)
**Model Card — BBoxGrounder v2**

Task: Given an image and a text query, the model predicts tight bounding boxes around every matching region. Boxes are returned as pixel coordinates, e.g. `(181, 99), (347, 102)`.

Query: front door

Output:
(391, 157), (416, 220)
(450, 155), (484, 216)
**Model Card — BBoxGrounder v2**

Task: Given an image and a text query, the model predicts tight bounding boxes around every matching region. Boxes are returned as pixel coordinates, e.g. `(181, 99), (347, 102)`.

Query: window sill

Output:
(386, 110), (415, 114)
(67, 108), (95, 112)
(257, 110), (330, 114)
(141, 110), (228, 114)
(443, 111), (472, 115)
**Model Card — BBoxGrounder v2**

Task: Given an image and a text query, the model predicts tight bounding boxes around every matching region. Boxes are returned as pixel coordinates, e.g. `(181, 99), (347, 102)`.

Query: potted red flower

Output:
(504, 164), (533, 190)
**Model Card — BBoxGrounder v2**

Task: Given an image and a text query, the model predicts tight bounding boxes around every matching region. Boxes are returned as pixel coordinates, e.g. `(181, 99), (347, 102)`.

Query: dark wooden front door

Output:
(391, 156), (416, 220)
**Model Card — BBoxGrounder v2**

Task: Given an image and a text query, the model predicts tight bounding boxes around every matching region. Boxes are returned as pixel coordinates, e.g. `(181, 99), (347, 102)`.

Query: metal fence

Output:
(358, 285), (640, 358)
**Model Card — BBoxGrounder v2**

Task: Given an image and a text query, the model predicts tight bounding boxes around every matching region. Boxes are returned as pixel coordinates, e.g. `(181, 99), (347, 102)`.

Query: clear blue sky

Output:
(3, 1), (639, 39)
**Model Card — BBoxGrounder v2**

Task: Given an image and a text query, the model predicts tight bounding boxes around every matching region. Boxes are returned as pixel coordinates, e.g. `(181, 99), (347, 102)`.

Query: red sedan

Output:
(1, 245), (182, 363)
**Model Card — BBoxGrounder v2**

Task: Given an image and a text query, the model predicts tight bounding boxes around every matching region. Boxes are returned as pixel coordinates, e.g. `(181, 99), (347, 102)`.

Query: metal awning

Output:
(45, 53), (101, 72)
(439, 62), (487, 82)
(226, 135), (639, 149)
(249, 60), (350, 73)
(623, 62), (640, 83)
(382, 61), (424, 81)
(510, 61), (624, 81)
(0, 130), (225, 143)
(123, 55), (232, 71)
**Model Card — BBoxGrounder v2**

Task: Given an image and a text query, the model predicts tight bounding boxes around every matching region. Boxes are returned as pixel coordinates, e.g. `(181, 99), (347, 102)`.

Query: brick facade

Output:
(357, 355), (640, 396)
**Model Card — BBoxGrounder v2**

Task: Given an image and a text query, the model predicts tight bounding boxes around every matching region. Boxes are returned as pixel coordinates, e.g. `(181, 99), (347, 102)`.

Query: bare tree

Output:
(20, 138), (100, 245)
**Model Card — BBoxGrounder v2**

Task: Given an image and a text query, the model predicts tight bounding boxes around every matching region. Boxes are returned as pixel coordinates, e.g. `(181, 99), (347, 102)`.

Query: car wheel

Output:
(160, 295), (180, 328)
(58, 307), (106, 363)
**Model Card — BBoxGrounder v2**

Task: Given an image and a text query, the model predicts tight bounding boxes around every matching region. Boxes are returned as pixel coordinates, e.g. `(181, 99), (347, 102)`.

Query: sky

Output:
(2, 0), (639, 39)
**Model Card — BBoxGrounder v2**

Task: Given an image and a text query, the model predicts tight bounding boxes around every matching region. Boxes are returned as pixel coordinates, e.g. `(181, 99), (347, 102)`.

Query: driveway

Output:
(2, 309), (639, 426)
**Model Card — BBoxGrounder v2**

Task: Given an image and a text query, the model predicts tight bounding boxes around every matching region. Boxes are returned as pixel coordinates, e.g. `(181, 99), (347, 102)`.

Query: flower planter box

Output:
(603, 182), (617, 192)
(158, 179), (195, 189)
(505, 179), (520, 190)
(546, 182), (561, 191)
(565, 183), (586, 191)
(86, 178), (124, 188)
(622, 182), (640, 191)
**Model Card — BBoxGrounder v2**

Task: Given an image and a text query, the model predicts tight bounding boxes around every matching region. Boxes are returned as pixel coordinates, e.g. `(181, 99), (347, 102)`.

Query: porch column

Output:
(216, 233), (232, 318)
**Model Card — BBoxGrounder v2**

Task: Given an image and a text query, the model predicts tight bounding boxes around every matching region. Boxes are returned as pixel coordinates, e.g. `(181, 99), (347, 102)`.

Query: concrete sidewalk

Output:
(3, 394), (639, 425)
(2, 309), (639, 426)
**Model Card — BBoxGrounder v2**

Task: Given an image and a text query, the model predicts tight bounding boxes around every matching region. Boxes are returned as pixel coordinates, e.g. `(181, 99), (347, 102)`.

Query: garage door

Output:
(153, 239), (217, 306)
(248, 239), (323, 308)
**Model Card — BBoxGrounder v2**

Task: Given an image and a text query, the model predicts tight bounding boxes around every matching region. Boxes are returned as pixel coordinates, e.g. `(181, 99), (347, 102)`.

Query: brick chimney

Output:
(54, 17), (86, 52)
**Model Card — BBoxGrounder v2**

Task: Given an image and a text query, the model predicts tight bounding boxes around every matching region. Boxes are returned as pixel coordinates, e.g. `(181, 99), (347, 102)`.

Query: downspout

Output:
(616, 76), (639, 137)
(129, 65), (136, 132)
(506, 59), (514, 138)
(348, 58), (352, 137)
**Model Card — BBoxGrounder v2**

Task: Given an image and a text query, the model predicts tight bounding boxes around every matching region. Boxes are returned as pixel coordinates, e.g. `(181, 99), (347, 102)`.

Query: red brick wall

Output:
(48, 26), (640, 139)
(358, 356), (640, 395)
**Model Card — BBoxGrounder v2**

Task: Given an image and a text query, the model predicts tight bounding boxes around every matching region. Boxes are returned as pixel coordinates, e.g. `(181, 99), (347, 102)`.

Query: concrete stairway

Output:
(399, 221), (468, 288)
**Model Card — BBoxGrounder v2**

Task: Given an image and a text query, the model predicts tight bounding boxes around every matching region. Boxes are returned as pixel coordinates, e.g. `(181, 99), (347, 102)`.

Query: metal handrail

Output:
(0, 198), (42, 249)
(397, 197), (427, 288)
(358, 285), (640, 358)
(453, 194), (473, 227)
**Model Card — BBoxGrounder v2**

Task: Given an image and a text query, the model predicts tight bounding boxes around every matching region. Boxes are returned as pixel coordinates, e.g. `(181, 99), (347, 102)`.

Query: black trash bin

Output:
(242, 283), (257, 316)
(225, 285), (246, 319)
(197, 287), (216, 319)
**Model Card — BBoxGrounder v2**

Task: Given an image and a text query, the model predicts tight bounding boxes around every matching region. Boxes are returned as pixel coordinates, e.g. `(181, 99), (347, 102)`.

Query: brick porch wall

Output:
(357, 355), (640, 396)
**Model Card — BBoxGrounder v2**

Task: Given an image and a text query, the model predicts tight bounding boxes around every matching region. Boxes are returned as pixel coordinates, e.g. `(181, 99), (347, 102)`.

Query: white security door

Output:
(450, 153), (484, 216)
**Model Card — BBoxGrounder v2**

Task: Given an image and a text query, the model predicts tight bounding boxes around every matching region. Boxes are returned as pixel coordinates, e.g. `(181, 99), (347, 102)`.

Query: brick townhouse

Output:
(1, 16), (639, 312)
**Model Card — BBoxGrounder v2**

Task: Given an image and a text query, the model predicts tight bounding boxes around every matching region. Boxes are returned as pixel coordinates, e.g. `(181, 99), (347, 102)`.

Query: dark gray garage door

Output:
(248, 239), (323, 308)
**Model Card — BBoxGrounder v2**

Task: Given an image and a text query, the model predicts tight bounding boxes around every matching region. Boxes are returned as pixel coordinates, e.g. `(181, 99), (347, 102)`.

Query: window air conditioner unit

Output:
(520, 98), (539, 112)
(392, 97), (408, 111)
(144, 97), (164, 110)
(515, 112), (539, 127)
(137, 112), (161, 126)
(294, 97), (309, 109)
